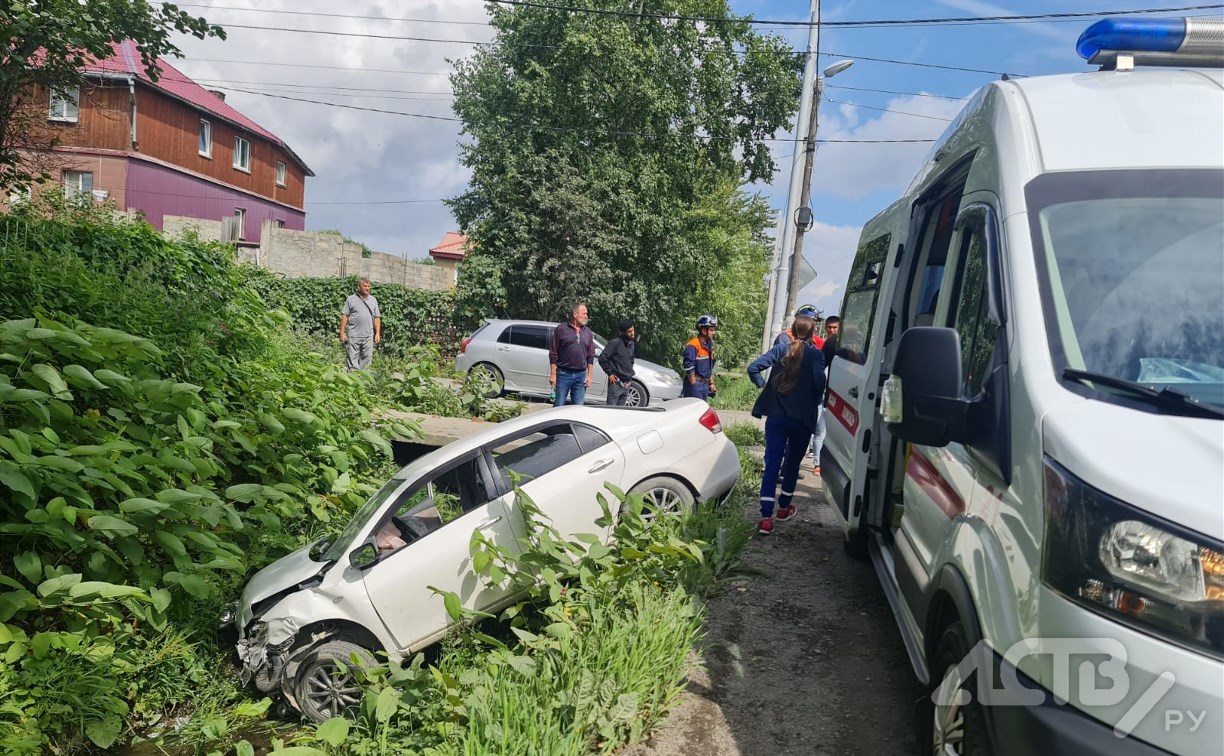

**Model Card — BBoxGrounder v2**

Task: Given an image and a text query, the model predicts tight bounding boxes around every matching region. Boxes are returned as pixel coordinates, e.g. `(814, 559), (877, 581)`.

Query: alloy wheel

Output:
(302, 661), (362, 719)
(931, 665), (966, 755)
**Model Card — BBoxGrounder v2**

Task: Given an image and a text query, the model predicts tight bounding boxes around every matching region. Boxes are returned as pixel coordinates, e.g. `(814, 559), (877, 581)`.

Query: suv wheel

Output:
(294, 640), (375, 723)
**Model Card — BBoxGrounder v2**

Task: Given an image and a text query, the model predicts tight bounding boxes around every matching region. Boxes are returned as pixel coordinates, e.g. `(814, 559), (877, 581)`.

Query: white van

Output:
(820, 17), (1223, 756)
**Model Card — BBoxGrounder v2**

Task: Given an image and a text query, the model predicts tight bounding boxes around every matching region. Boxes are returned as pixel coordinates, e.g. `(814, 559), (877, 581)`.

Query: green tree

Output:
(0, 0), (224, 192)
(448, 0), (799, 362)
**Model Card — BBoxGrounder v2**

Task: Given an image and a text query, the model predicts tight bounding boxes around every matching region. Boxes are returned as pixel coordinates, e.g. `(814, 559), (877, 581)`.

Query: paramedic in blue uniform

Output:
(682, 314), (718, 402)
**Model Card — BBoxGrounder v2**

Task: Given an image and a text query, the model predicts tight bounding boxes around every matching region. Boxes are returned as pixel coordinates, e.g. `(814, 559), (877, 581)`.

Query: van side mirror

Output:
(884, 327), (970, 447)
(349, 543), (378, 570)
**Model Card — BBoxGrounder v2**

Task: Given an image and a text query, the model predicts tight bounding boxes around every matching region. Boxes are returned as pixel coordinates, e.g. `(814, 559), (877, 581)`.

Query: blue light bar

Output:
(1076, 17), (1186, 61)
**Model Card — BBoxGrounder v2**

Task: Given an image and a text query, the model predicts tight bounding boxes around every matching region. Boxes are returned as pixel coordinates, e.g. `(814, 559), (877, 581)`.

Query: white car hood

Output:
(241, 544), (326, 608)
(1043, 400), (1224, 542)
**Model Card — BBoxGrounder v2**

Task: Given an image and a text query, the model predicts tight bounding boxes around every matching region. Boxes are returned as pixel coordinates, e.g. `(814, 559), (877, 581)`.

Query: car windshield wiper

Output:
(1062, 368), (1224, 419)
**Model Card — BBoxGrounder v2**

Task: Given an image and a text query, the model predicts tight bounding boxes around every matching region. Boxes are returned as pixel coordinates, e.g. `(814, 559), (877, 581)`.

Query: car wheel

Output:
(624, 380), (648, 407)
(293, 640), (375, 723)
(626, 477), (695, 520)
(925, 621), (991, 756)
(468, 362), (504, 398)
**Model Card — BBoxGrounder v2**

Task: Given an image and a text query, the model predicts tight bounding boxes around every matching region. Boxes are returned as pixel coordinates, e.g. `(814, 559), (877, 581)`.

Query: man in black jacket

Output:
(598, 318), (637, 406)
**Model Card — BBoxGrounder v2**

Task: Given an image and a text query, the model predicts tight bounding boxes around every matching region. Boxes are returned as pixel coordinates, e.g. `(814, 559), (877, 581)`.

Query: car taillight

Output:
(460, 337), (473, 353)
(698, 407), (722, 433)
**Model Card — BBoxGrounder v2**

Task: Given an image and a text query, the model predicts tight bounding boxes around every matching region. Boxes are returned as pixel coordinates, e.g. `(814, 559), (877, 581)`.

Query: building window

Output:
(234, 207), (247, 240)
(233, 137), (251, 172)
(199, 119), (212, 157)
(274, 219), (286, 228)
(275, 161), (286, 187)
(63, 170), (93, 197)
(49, 86), (80, 122)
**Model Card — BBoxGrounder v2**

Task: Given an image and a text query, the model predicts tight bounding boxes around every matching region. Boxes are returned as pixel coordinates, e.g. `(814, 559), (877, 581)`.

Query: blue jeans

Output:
(554, 368), (587, 407)
(810, 405), (826, 462)
(759, 415), (813, 518)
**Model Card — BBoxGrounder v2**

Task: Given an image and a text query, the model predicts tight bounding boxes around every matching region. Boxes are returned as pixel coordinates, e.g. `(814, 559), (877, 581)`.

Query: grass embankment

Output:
(0, 199), (762, 755)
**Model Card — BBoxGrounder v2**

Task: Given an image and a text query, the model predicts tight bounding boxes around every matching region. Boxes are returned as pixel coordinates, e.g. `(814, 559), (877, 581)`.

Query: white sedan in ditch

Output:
(225, 399), (739, 721)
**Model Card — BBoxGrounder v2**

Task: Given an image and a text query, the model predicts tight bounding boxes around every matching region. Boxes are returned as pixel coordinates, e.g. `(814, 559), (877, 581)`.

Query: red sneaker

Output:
(776, 505), (797, 522)
(758, 517), (774, 535)
(812, 465), (821, 476)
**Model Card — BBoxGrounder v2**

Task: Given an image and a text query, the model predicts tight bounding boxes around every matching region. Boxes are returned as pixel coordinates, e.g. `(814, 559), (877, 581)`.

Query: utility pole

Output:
(763, 0), (820, 350)
(784, 57), (853, 315)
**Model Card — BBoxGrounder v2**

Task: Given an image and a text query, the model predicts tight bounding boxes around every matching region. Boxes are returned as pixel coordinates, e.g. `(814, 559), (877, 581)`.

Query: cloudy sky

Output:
(167, 0), (1199, 316)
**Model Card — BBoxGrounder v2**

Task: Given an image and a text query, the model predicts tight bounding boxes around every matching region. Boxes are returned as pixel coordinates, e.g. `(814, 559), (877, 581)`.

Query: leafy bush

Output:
(247, 269), (468, 360)
(0, 202), (417, 753)
(724, 421), (765, 448)
(709, 373), (759, 413)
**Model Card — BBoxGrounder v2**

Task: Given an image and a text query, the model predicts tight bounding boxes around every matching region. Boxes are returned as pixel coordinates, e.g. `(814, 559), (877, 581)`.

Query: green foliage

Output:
(367, 346), (525, 422)
(709, 373), (761, 413)
(0, 0), (224, 192)
(448, 0), (799, 364)
(247, 269), (468, 359)
(0, 205), (416, 753)
(723, 421), (765, 448)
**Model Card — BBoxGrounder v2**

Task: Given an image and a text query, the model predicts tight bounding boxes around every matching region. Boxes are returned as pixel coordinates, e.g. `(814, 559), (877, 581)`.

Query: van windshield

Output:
(1027, 170), (1224, 411)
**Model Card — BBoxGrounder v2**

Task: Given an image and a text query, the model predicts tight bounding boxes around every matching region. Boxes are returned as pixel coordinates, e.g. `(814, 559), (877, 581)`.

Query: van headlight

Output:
(1042, 457), (1224, 658)
(218, 601), (238, 628)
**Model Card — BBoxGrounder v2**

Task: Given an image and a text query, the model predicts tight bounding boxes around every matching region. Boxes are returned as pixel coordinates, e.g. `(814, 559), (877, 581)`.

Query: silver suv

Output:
(454, 319), (682, 406)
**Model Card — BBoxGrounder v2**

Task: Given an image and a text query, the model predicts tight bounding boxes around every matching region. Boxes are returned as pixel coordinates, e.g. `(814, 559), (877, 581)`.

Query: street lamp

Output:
(781, 58), (854, 318)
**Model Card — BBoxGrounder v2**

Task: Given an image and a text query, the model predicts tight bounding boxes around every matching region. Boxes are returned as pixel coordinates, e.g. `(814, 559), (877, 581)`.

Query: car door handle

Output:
(475, 516), (502, 530)
(849, 386), (859, 398)
(497, 346), (510, 352)
(588, 459), (614, 473)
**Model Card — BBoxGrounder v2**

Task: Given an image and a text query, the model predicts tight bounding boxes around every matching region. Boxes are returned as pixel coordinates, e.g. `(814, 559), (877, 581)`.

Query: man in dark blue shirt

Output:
(548, 302), (596, 406)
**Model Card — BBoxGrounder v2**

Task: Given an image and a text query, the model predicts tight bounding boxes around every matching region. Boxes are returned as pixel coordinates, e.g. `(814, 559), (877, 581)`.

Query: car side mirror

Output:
(883, 327), (970, 447)
(349, 542), (378, 570)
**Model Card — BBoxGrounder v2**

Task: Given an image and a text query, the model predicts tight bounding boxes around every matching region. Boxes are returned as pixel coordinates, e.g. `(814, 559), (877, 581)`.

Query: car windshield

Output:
(321, 475), (408, 562)
(1027, 170), (1224, 411)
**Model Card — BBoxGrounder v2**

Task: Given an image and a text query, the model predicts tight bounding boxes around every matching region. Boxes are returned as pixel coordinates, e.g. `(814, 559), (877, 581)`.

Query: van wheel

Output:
(626, 477), (694, 520)
(293, 640), (375, 723)
(924, 622), (990, 756)
(843, 524), (869, 559)
(624, 380), (648, 407)
(468, 362), (504, 398)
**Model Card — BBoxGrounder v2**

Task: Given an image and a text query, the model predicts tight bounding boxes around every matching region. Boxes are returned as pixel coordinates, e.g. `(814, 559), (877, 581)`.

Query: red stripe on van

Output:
(825, 389), (859, 436)
(906, 451), (966, 520)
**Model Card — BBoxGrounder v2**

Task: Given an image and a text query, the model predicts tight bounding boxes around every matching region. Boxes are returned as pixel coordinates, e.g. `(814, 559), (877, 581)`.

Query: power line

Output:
(822, 51), (1017, 77)
(219, 86), (936, 143)
(827, 84), (967, 101)
(172, 58), (453, 76)
(216, 22), (506, 45)
(309, 198), (448, 205)
(825, 99), (953, 122)
(177, 3), (490, 25)
(483, 1), (1224, 27)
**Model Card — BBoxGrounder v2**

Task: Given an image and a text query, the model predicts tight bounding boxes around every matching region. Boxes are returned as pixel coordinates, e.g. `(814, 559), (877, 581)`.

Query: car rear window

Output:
(508, 325), (551, 350)
(490, 424), (584, 489)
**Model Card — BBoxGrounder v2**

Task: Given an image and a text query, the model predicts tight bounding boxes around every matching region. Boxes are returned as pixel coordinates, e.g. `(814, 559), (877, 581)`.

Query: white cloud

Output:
(807, 93), (965, 200)
(169, 0), (488, 256)
(795, 220), (863, 316)
(937, 0), (1071, 43)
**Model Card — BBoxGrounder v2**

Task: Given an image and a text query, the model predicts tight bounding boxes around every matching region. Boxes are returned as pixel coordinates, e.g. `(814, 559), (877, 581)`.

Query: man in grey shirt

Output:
(339, 277), (381, 371)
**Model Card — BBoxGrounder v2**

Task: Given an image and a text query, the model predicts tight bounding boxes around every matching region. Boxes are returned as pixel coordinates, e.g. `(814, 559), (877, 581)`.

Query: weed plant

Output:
(723, 421), (765, 448)
(708, 373), (759, 413)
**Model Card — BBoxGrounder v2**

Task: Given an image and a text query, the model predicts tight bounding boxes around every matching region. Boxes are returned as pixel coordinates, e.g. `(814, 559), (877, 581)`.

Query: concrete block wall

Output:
(163, 215), (224, 242)
(158, 216), (453, 290)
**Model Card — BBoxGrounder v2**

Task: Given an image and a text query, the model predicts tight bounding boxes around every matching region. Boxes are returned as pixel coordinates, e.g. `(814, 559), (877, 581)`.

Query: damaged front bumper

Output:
(235, 615), (298, 692)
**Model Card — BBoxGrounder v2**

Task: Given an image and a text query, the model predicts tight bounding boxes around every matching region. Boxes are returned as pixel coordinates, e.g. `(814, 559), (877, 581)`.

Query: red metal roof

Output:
(84, 41), (311, 174)
(429, 231), (470, 260)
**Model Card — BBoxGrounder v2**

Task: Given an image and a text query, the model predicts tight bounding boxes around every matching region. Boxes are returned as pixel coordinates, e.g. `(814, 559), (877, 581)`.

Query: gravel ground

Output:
(623, 460), (925, 756)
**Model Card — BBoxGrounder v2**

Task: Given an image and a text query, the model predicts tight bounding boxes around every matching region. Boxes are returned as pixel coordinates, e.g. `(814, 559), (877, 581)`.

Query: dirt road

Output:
(624, 462), (925, 756)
